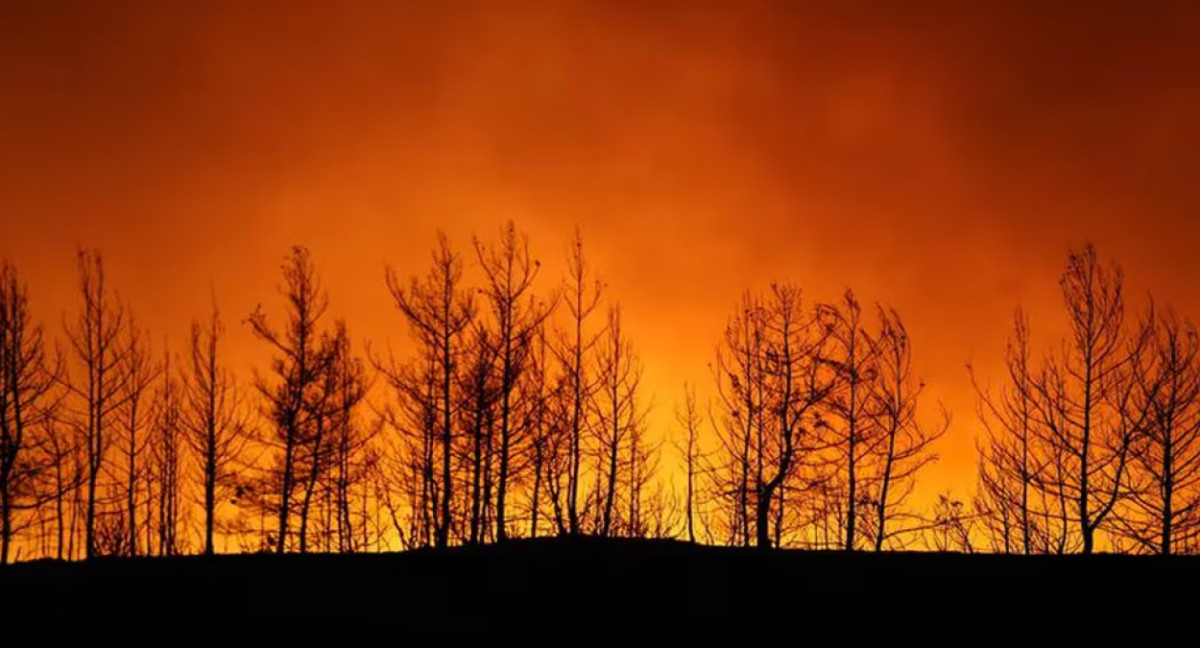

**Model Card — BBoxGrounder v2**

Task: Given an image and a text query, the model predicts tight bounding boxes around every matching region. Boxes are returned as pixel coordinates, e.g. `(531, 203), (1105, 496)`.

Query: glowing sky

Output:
(2, 0), (1199, 503)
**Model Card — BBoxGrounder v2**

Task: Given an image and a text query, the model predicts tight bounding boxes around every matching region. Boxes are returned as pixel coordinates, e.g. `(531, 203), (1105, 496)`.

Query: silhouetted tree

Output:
(63, 249), (132, 559)
(623, 392), (655, 537)
(150, 349), (183, 556)
(247, 246), (333, 553)
(553, 229), (604, 536)
(93, 485), (129, 557)
(674, 383), (702, 543)
(543, 365), (572, 536)
(1113, 309), (1200, 554)
(523, 323), (553, 538)
(473, 222), (551, 541)
(864, 307), (948, 550)
(298, 322), (370, 552)
(711, 285), (836, 548)
(116, 319), (159, 555)
(182, 299), (250, 555)
(376, 341), (439, 549)
(710, 291), (762, 546)
(1028, 244), (1151, 554)
(295, 324), (349, 554)
(320, 327), (374, 552)
(0, 261), (63, 563)
(973, 309), (1047, 553)
(42, 417), (83, 559)
(591, 305), (644, 536)
(925, 492), (975, 552)
(456, 326), (498, 544)
(817, 290), (880, 551)
(385, 232), (474, 548)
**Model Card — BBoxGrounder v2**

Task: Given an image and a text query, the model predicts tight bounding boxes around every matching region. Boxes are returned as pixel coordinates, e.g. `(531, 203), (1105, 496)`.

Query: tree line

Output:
(972, 245), (1200, 555)
(0, 226), (1193, 562)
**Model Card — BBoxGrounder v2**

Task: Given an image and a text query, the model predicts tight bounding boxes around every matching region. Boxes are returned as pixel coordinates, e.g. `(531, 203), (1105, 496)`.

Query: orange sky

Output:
(2, 0), (1199, 507)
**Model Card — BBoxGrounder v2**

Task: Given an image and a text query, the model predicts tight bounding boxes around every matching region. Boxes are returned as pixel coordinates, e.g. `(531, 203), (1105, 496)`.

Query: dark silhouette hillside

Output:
(1, 536), (1194, 640)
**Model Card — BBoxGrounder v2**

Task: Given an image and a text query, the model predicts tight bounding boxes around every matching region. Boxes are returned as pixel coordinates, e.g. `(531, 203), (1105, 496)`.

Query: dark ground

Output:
(0, 537), (1193, 640)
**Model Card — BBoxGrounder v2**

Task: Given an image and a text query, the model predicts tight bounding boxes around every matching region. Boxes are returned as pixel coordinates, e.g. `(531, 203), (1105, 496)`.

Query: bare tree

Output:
(710, 291), (766, 547)
(295, 326), (344, 554)
(1028, 244), (1150, 554)
(865, 306), (948, 551)
(925, 492), (975, 553)
(150, 349), (184, 556)
(375, 341), (440, 549)
(295, 321), (369, 553)
(973, 309), (1050, 554)
(63, 249), (131, 559)
(591, 305), (644, 537)
(322, 330), (374, 553)
(115, 319), (159, 555)
(673, 383), (702, 543)
(710, 285), (836, 548)
(817, 290), (880, 551)
(182, 298), (249, 555)
(542, 367), (572, 536)
(247, 246), (333, 553)
(1114, 309), (1200, 554)
(456, 326), (498, 544)
(754, 285), (836, 549)
(385, 232), (474, 549)
(523, 323), (553, 538)
(472, 221), (552, 541)
(0, 261), (63, 563)
(553, 229), (604, 536)
(43, 417), (83, 560)
(623, 391), (655, 537)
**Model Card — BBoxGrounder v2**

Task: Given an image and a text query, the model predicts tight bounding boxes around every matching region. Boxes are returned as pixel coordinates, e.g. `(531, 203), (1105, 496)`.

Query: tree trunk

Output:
(86, 441), (98, 558)
(1021, 431), (1031, 555)
(203, 404), (217, 555)
(845, 397), (857, 551)
(686, 433), (695, 543)
(602, 411), (619, 536)
(530, 439), (542, 538)
(755, 488), (772, 549)
(482, 419), (494, 542)
(55, 461), (65, 560)
(874, 432), (897, 552)
(568, 313), (583, 536)
(1079, 360), (1093, 555)
(1, 486), (11, 565)
(277, 436), (294, 553)
(299, 438), (323, 553)
(496, 334), (513, 542)
(1162, 432), (1173, 555)
(204, 441), (216, 555)
(127, 418), (137, 556)
(438, 332), (453, 549)
(470, 416), (483, 544)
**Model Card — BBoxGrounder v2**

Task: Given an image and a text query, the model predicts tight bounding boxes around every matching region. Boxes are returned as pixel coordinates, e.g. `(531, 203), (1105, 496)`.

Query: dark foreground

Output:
(1, 537), (1195, 639)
